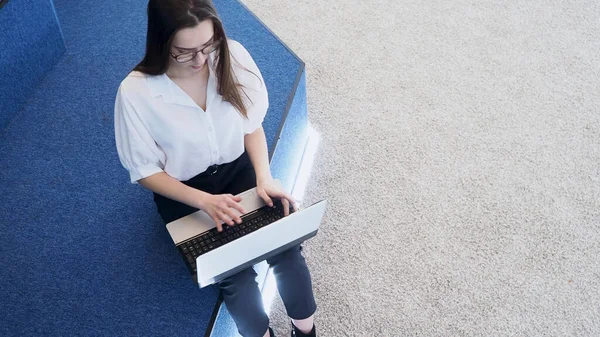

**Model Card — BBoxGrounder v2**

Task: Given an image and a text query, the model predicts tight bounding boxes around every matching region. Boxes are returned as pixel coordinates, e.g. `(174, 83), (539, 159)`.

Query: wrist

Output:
(188, 187), (210, 209)
(256, 173), (273, 185)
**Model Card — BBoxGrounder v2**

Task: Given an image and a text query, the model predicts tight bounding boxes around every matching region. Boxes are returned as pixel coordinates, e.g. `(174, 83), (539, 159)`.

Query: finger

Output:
(257, 188), (273, 207)
(211, 215), (223, 232)
(276, 191), (297, 212)
(218, 211), (234, 227)
(225, 208), (242, 224)
(267, 189), (294, 203)
(228, 194), (243, 202)
(281, 198), (290, 216)
(217, 201), (235, 225)
(283, 192), (297, 205)
(227, 198), (245, 216)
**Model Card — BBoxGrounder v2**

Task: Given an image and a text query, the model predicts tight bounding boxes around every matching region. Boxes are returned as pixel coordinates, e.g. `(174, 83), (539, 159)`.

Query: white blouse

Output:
(114, 40), (269, 184)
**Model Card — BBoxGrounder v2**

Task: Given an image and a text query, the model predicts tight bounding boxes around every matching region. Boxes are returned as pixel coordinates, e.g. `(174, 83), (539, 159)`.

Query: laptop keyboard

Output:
(179, 202), (293, 274)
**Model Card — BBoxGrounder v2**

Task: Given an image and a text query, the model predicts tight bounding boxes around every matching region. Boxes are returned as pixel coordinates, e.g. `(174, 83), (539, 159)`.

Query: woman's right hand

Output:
(198, 193), (246, 232)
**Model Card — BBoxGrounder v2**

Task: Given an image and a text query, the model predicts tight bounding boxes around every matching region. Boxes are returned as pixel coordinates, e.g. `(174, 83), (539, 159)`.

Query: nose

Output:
(192, 52), (206, 65)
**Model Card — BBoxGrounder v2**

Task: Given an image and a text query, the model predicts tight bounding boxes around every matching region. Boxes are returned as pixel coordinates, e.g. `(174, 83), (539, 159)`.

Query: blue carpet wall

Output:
(0, 0), (307, 336)
(0, 0), (65, 130)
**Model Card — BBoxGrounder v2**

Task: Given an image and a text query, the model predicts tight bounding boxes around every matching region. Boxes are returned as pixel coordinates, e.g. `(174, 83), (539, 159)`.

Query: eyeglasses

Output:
(170, 39), (221, 63)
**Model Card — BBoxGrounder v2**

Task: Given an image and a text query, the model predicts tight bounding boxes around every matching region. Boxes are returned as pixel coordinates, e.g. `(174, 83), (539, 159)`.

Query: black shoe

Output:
(291, 322), (316, 337)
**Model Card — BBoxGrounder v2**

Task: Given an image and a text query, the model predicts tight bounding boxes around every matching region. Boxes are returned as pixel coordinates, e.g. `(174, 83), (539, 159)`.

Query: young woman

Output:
(113, 1), (317, 336)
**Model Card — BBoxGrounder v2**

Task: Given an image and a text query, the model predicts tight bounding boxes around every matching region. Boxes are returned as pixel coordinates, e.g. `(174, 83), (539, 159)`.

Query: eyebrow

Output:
(173, 37), (215, 51)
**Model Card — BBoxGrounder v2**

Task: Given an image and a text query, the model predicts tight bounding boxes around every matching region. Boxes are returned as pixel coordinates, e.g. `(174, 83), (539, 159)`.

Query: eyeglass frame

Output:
(169, 38), (222, 63)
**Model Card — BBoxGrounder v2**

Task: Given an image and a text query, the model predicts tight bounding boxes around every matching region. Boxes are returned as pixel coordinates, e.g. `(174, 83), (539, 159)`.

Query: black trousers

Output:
(153, 152), (317, 337)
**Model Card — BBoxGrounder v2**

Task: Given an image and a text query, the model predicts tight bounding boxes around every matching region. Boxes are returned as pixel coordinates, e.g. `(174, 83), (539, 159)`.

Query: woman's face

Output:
(168, 19), (216, 74)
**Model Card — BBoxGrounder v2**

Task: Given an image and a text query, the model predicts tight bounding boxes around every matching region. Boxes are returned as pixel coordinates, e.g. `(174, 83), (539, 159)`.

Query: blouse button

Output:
(208, 127), (213, 131)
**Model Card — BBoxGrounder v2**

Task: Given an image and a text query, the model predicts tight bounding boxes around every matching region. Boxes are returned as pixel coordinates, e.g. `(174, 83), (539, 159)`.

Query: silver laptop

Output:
(166, 181), (327, 288)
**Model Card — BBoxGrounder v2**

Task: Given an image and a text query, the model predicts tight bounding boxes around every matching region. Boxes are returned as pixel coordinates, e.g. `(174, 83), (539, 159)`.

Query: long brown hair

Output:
(133, 0), (253, 117)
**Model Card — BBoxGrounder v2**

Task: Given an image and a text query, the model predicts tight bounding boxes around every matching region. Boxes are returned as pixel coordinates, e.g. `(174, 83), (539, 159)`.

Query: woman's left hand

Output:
(256, 178), (298, 216)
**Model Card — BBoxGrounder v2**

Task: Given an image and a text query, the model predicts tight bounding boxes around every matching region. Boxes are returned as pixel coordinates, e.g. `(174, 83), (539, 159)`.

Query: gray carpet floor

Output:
(241, 1), (600, 336)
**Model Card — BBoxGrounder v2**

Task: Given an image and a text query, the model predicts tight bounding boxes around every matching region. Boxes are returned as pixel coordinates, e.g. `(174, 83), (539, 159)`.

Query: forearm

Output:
(138, 171), (207, 209)
(244, 127), (272, 183)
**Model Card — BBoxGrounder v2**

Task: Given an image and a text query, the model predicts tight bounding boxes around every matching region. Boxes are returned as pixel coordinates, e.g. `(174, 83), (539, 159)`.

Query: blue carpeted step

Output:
(1, 0), (308, 336)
